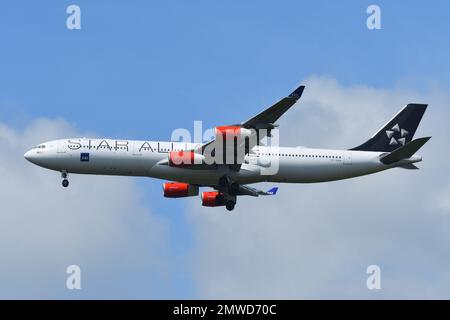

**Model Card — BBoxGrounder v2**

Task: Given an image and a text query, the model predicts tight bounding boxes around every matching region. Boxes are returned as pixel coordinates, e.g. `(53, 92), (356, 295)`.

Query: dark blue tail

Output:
(350, 103), (428, 152)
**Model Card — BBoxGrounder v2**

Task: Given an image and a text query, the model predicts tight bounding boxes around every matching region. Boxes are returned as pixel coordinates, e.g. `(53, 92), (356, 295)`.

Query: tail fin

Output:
(351, 103), (427, 152)
(380, 136), (431, 165)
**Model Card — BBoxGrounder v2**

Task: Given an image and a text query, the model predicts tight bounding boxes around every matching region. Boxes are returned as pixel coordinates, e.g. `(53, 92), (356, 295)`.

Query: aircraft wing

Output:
(240, 85), (305, 129)
(158, 84), (305, 169)
(193, 84), (305, 168)
(238, 185), (278, 196)
(215, 184), (278, 197)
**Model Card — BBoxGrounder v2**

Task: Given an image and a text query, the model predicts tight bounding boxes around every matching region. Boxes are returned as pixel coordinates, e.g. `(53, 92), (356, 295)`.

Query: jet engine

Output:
(168, 150), (205, 167)
(215, 126), (252, 140)
(201, 191), (226, 207)
(163, 182), (199, 198)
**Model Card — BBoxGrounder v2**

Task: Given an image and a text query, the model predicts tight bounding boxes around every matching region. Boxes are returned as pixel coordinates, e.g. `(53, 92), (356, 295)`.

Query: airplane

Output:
(24, 85), (430, 211)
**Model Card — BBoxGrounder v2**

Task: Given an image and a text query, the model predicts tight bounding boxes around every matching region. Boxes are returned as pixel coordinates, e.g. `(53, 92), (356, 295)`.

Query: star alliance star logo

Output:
(386, 123), (409, 146)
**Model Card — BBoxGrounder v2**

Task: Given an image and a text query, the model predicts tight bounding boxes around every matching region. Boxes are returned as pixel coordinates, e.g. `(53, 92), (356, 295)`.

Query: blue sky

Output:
(2, 0), (450, 134)
(1, 1), (450, 298)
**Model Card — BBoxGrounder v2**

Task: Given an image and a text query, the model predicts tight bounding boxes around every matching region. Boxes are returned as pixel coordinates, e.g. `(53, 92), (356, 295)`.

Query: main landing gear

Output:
(225, 201), (235, 211)
(219, 175), (237, 212)
(218, 175), (240, 195)
(61, 171), (69, 188)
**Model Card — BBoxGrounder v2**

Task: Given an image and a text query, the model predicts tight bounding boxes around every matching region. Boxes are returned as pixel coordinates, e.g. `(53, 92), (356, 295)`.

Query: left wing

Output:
(216, 184), (278, 197)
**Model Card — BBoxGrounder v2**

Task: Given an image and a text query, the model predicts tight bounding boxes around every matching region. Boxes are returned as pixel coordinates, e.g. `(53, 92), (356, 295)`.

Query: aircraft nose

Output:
(24, 150), (35, 162)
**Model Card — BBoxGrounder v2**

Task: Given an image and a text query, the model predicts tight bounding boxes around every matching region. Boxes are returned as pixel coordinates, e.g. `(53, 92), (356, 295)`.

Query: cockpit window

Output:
(35, 145), (46, 149)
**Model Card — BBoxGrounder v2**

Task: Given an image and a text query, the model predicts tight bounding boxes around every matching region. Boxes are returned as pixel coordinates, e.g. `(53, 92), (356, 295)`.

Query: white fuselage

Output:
(24, 138), (422, 186)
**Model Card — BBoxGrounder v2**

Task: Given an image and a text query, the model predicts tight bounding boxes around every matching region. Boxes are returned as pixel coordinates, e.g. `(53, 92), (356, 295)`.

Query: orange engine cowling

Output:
(163, 182), (199, 198)
(168, 150), (204, 167)
(201, 191), (226, 207)
(215, 126), (252, 140)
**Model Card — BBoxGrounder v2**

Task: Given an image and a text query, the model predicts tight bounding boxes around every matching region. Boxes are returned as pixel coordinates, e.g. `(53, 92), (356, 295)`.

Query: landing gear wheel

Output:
(62, 179), (69, 188)
(225, 201), (235, 211)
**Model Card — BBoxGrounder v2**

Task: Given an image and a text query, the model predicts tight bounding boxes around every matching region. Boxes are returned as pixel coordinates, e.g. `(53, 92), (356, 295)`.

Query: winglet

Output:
(267, 187), (278, 195)
(288, 85), (305, 99)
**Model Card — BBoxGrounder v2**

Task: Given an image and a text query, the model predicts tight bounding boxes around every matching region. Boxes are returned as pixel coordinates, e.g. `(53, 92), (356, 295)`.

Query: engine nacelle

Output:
(168, 151), (205, 167)
(215, 126), (252, 140)
(201, 191), (226, 207)
(163, 182), (199, 198)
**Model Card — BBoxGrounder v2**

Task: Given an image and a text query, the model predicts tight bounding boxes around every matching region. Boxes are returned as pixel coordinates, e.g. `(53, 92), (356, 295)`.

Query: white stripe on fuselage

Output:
(24, 138), (395, 185)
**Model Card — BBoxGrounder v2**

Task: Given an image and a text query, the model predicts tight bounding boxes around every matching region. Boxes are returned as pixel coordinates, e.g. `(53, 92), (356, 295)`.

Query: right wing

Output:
(197, 85), (305, 168)
(166, 84), (305, 170)
(241, 85), (305, 130)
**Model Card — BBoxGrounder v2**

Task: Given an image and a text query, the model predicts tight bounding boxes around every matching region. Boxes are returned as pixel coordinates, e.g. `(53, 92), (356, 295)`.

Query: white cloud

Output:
(3, 78), (449, 299)
(0, 118), (171, 299)
(187, 76), (450, 299)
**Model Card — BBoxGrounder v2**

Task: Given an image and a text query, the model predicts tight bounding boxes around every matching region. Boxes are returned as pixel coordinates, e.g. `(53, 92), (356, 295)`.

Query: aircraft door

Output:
(343, 152), (352, 165)
(133, 141), (143, 156)
(57, 140), (67, 153)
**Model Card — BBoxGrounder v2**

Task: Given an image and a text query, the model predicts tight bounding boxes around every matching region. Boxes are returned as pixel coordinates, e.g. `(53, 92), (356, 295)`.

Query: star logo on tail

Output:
(385, 123), (409, 146)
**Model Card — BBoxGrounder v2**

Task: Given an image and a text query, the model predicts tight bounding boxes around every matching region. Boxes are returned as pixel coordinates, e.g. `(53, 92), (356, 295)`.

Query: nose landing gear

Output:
(61, 171), (69, 188)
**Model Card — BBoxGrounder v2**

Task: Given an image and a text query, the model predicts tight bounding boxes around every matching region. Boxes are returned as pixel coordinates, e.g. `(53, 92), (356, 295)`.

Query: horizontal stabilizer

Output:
(398, 163), (419, 170)
(380, 136), (431, 165)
